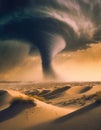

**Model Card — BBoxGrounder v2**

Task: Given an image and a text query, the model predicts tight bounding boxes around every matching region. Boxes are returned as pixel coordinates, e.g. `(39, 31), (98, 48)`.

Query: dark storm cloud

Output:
(0, 41), (30, 73)
(0, 0), (101, 77)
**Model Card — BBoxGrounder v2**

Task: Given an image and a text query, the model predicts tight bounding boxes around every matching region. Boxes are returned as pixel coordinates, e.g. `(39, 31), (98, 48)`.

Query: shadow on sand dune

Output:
(28, 102), (101, 130)
(44, 86), (71, 99)
(54, 102), (101, 123)
(78, 86), (92, 94)
(0, 100), (35, 123)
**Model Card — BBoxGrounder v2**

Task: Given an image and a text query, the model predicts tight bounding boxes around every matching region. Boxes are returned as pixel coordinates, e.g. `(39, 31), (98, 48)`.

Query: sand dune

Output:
(28, 102), (101, 130)
(84, 85), (101, 95)
(0, 89), (35, 111)
(0, 83), (101, 130)
(43, 86), (70, 99)
(22, 84), (101, 108)
(38, 89), (50, 96)
(0, 90), (12, 111)
(67, 86), (92, 94)
(33, 85), (97, 107)
(0, 89), (71, 130)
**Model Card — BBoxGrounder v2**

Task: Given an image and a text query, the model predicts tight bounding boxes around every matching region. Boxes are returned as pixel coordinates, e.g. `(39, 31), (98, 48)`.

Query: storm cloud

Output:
(0, 40), (30, 73)
(0, 0), (101, 78)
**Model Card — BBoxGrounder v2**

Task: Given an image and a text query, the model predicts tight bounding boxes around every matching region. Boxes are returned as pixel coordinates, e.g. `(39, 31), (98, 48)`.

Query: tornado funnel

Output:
(38, 33), (66, 78)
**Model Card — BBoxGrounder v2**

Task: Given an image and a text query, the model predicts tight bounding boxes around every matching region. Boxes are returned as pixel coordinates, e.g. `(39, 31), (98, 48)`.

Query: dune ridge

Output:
(0, 83), (101, 130)
(28, 102), (101, 130)
(0, 89), (35, 111)
(0, 89), (72, 130)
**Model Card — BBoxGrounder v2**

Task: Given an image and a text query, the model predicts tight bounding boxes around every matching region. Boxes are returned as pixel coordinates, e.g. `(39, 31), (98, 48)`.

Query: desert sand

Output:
(0, 82), (101, 130)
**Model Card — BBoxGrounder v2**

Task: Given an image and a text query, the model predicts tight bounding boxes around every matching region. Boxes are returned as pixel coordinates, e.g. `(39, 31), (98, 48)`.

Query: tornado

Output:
(0, 0), (101, 79)
(39, 33), (66, 78)
(0, 18), (68, 78)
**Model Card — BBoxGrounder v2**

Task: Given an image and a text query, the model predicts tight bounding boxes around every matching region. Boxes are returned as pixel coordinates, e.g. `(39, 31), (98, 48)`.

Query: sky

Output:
(55, 43), (101, 81)
(0, 43), (101, 82)
(0, 0), (101, 82)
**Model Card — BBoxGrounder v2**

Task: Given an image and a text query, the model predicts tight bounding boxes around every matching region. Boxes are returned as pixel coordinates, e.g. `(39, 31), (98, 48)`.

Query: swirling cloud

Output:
(0, 0), (101, 79)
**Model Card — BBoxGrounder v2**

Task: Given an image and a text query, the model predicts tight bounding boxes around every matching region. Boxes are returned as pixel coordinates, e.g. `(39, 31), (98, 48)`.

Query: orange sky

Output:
(54, 43), (101, 81)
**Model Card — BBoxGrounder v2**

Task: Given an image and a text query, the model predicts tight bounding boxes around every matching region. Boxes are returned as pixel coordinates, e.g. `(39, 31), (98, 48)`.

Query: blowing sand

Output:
(0, 82), (101, 130)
